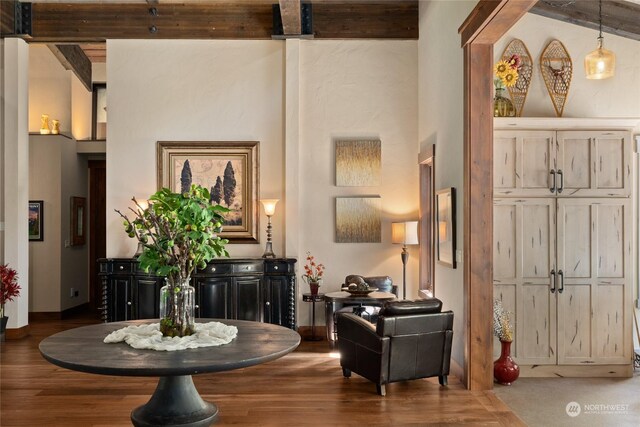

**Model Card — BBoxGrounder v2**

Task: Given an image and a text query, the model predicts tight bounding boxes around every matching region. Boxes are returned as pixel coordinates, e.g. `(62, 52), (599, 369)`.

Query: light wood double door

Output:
(494, 130), (632, 197)
(493, 197), (632, 366)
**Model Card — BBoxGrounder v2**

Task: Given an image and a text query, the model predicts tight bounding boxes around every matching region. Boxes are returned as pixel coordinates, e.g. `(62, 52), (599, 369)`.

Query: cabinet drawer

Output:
(233, 262), (264, 274)
(199, 263), (233, 275)
(265, 261), (293, 274)
(112, 261), (133, 274)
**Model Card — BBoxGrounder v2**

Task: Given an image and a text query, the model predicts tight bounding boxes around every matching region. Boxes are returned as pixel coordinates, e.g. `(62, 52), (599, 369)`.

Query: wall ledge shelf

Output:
(76, 140), (106, 154)
(494, 117), (640, 130)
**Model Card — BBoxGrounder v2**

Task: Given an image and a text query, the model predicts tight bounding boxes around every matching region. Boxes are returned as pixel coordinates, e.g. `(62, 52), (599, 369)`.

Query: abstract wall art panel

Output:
(335, 139), (381, 186)
(335, 196), (381, 243)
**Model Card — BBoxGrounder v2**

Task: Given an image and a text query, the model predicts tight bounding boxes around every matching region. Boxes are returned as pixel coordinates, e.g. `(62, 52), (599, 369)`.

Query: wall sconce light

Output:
(391, 220), (419, 299)
(585, 0), (615, 80)
(260, 199), (279, 258)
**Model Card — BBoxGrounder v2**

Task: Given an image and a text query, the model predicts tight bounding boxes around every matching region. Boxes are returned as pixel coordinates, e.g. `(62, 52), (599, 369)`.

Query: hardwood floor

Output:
(0, 315), (524, 426)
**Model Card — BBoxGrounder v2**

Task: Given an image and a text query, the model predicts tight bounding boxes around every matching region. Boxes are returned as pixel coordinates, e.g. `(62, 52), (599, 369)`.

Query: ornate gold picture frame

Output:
(157, 141), (260, 243)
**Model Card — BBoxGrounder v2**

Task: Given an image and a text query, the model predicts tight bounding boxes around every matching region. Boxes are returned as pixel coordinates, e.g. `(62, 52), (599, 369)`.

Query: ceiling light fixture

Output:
(584, 0), (615, 80)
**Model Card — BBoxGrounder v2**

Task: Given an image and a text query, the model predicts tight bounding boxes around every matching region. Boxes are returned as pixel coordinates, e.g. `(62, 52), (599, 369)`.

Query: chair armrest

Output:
(337, 312), (383, 352)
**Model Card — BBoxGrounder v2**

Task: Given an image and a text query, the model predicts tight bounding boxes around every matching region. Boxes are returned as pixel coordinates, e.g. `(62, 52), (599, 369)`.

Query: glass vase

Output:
(493, 87), (516, 117)
(159, 277), (195, 337)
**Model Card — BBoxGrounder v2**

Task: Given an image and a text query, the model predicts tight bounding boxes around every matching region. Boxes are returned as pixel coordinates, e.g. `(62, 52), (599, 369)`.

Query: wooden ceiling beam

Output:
(48, 44), (93, 91)
(20, 1), (417, 42)
(530, 0), (640, 42)
(1, 1), (16, 36)
(279, 0), (302, 36)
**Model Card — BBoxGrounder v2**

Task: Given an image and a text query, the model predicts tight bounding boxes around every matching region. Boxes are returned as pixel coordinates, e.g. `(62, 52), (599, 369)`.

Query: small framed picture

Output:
(436, 188), (456, 268)
(29, 201), (44, 241)
(71, 197), (86, 246)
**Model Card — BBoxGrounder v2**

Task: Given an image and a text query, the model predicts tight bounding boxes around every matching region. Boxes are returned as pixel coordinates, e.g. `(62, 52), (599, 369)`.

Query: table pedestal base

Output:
(131, 375), (218, 427)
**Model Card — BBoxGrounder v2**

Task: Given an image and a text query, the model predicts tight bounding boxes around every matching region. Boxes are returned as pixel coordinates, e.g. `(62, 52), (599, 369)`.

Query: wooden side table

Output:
(302, 293), (324, 341)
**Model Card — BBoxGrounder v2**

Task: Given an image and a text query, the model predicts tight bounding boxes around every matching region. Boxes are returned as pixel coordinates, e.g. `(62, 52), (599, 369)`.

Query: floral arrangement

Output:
(302, 252), (325, 284)
(116, 185), (230, 283)
(494, 54), (520, 89)
(116, 185), (230, 336)
(493, 299), (513, 342)
(0, 264), (21, 318)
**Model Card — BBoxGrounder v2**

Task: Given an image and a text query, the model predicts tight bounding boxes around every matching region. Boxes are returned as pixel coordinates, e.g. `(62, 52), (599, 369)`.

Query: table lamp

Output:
(260, 199), (279, 258)
(133, 199), (149, 257)
(391, 221), (419, 299)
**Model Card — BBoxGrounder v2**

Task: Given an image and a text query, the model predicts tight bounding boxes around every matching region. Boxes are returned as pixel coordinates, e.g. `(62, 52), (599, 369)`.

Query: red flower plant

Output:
(302, 252), (325, 284)
(0, 264), (21, 318)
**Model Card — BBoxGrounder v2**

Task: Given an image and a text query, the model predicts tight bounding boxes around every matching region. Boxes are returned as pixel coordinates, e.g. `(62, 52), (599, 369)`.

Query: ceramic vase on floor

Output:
(494, 340), (520, 385)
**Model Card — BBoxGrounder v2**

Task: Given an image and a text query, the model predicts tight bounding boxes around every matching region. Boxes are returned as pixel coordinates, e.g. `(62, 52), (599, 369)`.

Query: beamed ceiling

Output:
(0, 1), (638, 88)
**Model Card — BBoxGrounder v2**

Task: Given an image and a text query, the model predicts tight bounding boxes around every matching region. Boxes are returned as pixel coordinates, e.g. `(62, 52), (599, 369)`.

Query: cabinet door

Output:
(196, 277), (232, 319)
(493, 198), (557, 365)
(109, 278), (133, 321)
(494, 130), (556, 197)
(234, 277), (263, 322)
(557, 198), (632, 364)
(556, 131), (631, 197)
(134, 277), (163, 319)
(264, 276), (289, 327)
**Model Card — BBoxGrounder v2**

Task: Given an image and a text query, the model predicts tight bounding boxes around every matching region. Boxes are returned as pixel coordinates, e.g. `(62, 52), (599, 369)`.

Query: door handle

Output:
(549, 170), (556, 193)
(558, 270), (564, 293)
(557, 169), (564, 193)
(550, 269), (556, 293)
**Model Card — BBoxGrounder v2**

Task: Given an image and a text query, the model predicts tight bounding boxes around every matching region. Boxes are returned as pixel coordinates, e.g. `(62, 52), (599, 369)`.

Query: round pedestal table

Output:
(39, 319), (300, 426)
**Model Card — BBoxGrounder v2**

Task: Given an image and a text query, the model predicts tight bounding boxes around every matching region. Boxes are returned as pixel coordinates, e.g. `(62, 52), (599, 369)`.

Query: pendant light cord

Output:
(598, 0), (603, 39)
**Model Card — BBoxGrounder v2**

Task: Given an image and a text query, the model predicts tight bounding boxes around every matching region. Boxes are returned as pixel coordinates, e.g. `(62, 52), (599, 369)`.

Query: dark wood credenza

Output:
(98, 258), (297, 330)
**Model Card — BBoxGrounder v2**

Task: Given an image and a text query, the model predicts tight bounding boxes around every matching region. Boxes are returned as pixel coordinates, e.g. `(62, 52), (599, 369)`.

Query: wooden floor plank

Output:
(1, 315), (520, 426)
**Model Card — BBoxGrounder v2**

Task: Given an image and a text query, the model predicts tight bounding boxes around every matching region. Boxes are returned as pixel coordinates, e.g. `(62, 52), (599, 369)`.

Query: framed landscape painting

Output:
(29, 201), (44, 241)
(157, 141), (259, 243)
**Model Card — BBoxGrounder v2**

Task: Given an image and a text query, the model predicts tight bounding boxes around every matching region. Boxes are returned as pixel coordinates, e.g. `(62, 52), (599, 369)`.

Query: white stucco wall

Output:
(2, 38), (30, 329)
(106, 40), (285, 258)
(495, 13), (640, 122)
(29, 137), (62, 312)
(28, 46), (72, 134)
(106, 39), (418, 326)
(419, 0), (478, 378)
(298, 40), (419, 305)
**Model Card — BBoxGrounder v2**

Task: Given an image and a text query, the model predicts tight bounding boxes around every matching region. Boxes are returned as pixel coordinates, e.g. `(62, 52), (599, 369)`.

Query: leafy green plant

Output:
(116, 185), (230, 283)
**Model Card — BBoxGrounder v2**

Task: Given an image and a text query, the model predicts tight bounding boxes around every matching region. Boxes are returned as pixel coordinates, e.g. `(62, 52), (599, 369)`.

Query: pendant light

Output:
(584, 0), (615, 79)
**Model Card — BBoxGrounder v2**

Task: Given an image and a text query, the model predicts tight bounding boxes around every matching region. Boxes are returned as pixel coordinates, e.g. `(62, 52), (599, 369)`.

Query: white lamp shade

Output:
(260, 199), (279, 216)
(391, 221), (419, 245)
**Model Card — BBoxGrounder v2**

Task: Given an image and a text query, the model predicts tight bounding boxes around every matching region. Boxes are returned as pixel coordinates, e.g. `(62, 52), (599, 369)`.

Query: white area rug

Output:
(104, 322), (238, 351)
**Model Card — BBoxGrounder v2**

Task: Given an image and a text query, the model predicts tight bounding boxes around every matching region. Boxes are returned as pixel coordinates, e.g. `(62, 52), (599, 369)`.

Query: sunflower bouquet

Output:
(494, 54), (520, 89)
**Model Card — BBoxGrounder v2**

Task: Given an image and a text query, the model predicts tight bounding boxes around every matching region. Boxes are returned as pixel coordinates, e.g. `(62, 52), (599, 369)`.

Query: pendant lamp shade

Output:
(585, 0), (615, 80)
(585, 37), (615, 80)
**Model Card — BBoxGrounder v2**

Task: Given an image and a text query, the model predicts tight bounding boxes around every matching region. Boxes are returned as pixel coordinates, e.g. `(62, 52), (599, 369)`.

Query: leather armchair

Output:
(337, 298), (453, 396)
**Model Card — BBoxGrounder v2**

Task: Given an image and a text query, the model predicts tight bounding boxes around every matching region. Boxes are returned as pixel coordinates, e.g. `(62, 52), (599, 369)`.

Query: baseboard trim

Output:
(29, 312), (62, 321)
(519, 364), (633, 378)
(297, 325), (327, 340)
(62, 303), (90, 319)
(6, 324), (30, 340)
(29, 303), (91, 322)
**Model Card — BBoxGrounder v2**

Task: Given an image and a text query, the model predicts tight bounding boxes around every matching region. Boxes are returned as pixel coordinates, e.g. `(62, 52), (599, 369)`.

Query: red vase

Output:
(309, 282), (320, 296)
(494, 340), (519, 385)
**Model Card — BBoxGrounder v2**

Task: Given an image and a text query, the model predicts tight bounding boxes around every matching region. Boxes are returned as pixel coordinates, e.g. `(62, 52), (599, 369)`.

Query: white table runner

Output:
(104, 322), (238, 351)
